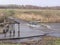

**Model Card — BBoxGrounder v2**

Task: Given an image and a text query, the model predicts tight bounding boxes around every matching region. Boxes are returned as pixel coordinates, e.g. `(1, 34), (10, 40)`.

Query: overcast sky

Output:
(0, 0), (60, 6)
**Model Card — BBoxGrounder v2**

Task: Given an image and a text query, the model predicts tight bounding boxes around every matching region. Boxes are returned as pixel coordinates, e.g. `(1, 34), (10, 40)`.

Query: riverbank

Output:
(0, 9), (60, 23)
(14, 9), (60, 23)
(0, 36), (59, 45)
(17, 36), (60, 45)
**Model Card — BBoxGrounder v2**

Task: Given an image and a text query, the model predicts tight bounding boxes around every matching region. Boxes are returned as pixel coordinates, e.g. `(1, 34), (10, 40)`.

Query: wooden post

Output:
(9, 24), (15, 37)
(3, 30), (6, 37)
(13, 30), (15, 37)
(9, 30), (12, 37)
(3, 17), (7, 37)
(18, 23), (20, 37)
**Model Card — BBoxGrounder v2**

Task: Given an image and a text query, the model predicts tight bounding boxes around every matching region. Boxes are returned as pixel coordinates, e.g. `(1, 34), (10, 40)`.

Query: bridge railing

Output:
(3, 23), (20, 38)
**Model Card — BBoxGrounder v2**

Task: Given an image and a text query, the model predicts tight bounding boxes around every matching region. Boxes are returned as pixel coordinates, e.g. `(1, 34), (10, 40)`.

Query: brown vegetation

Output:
(0, 9), (60, 23)
(14, 9), (60, 22)
(20, 36), (60, 45)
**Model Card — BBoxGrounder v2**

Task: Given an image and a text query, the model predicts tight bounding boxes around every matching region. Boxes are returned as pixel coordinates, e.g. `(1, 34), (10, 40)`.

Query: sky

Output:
(0, 0), (60, 6)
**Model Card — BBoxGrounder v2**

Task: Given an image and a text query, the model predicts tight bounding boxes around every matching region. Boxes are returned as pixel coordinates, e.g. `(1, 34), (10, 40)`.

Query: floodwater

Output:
(0, 19), (60, 42)
(20, 22), (60, 42)
(20, 21), (60, 37)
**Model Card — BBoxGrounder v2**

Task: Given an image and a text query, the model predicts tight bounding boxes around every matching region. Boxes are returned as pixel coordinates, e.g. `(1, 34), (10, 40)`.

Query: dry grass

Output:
(14, 9), (60, 22)
(20, 36), (60, 45)
(0, 9), (60, 22)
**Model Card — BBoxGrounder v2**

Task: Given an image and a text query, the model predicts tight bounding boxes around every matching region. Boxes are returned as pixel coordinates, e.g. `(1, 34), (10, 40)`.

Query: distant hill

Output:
(0, 5), (60, 10)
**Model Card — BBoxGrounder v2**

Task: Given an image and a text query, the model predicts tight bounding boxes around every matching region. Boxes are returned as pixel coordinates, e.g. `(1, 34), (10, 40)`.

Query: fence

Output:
(3, 23), (20, 38)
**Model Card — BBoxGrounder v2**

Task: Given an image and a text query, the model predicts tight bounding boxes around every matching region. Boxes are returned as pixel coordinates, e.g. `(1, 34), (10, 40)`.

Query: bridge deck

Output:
(0, 17), (45, 41)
